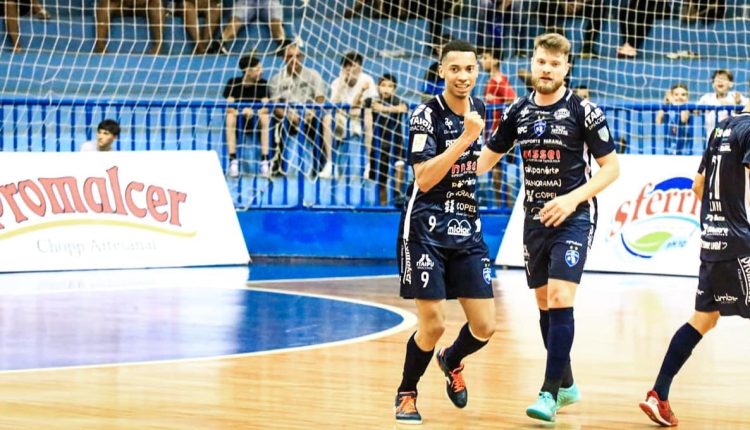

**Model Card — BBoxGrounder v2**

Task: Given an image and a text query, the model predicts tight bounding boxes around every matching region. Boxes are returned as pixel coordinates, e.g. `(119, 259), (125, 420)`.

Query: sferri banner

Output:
(496, 154), (702, 277)
(0, 151), (249, 272)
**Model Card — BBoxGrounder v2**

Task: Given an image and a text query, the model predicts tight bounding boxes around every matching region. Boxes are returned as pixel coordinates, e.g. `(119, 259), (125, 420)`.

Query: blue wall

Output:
(238, 209), (510, 259)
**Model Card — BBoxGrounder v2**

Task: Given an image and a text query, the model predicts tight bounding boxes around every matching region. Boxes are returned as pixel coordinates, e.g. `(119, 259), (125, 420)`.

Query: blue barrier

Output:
(1, 96), (740, 212)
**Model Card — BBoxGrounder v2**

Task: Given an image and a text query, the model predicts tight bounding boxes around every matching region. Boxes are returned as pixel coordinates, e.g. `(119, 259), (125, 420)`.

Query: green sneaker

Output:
(557, 383), (581, 408)
(526, 391), (558, 422)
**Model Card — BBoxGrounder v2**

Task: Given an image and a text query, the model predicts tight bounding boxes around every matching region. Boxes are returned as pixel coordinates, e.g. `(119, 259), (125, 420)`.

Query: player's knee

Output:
(470, 321), (495, 340)
(421, 322), (445, 340)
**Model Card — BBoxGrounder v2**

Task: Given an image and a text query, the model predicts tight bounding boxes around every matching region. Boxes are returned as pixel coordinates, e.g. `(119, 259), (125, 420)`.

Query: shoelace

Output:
(398, 395), (417, 414)
(449, 365), (466, 392)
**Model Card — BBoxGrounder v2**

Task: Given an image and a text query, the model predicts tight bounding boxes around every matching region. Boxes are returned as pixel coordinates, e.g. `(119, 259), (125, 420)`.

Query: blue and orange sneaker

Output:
(557, 383), (581, 408)
(394, 391), (422, 425)
(639, 390), (678, 427)
(526, 391), (558, 422)
(435, 348), (467, 408)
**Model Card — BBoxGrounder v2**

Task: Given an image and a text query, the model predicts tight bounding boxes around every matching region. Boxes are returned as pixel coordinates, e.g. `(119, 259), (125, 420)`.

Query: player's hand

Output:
(539, 194), (578, 227)
(734, 91), (743, 105)
(462, 111), (484, 144)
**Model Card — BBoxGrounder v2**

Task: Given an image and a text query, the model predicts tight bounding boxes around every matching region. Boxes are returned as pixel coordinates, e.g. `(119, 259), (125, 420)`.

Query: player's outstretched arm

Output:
(692, 172), (705, 198)
(477, 146), (503, 175)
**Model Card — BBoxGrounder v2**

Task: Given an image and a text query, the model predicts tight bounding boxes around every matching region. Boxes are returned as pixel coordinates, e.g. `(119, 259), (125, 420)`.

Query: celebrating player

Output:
(393, 39), (496, 425)
(477, 32), (620, 422)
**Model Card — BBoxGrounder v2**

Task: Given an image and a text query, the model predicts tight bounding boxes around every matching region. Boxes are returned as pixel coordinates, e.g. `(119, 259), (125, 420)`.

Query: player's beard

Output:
(532, 76), (564, 95)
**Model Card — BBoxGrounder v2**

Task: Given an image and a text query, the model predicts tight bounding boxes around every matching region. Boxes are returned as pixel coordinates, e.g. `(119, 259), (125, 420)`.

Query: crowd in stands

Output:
(3, 0), (746, 208)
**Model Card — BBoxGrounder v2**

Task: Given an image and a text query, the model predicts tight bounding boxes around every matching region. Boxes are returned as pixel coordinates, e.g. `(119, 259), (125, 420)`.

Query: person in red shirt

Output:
(481, 50), (517, 131)
(480, 49), (517, 207)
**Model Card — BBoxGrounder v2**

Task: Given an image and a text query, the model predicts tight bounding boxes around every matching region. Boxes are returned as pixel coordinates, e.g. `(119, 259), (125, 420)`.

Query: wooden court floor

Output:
(0, 268), (748, 429)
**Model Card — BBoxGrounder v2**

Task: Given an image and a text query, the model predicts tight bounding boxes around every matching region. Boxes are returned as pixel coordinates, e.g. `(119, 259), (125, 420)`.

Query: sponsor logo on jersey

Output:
(447, 219), (472, 236)
(416, 253), (434, 270)
(554, 108), (570, 120)
(517, 126), (527, 134)
(714, 293), (738, 303)
(520, 107), (531, 117)
(444, 117), (454, 129)
(584, 104), (605, 130)
(551, 125), (569, 136)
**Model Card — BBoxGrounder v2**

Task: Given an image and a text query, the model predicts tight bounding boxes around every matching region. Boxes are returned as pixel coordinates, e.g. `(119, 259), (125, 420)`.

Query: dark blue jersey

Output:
(487, 89), (616, 226)
(698, 113), (750, 261)
(400, 95), (486, 248)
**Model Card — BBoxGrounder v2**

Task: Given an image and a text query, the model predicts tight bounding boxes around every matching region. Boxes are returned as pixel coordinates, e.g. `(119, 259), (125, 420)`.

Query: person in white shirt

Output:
(268, 44), (332, 178)
(330, 51), (379, 179)
(697, 69), (748, 138)
(80, 119), (120, 152)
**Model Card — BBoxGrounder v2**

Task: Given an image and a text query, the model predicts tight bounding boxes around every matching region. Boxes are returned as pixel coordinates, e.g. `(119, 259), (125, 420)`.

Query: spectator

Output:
(480, 48), (516, 130)
(480, 48), (517, 208)
(344, 0), (402, 19)
(477, 0), (534, 58)
(3, 0), (51, 53)
(209, 0), (290, 55)
(223, 55), (270, 178)
(680, 0), (726, 24)
(268, 44), (332, 177)
(370, 73), (408, 205)
(330, 51), (379, 180)
(421, 33), (450, 101)
(536, 0), (604, 57)
(656, 83), (695, 155)
(617, 0), (671, 58)
(697, 69), (748, 138)
(177, 0), (221, 54)
(80, 119), (120, 152)
(95, 0), (164, 54)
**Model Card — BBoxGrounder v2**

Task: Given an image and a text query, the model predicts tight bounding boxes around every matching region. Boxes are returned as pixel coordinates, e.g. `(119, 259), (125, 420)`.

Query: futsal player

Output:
(394, 39), (496, 425)
(639, 103), (750, 427)
(477, 32), (620, 422)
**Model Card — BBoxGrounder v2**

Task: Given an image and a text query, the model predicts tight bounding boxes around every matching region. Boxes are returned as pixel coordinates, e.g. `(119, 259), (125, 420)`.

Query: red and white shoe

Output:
(639, 390), (678, 427)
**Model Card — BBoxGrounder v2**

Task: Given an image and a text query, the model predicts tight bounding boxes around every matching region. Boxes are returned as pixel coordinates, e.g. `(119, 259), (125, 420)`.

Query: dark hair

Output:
(379, 73), (398, 85)
(480, 48), (501, 60)
(239, 55), (261, 70)
(440, 39), (477, 62)
(711, 69), (733, 82)
(97, 119), (120, 137)
(575, 85), (588, 90)
(341, 51), (363, 67)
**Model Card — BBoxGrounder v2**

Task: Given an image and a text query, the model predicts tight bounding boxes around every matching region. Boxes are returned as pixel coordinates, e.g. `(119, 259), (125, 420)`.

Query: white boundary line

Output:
(0, 278), (417, 375)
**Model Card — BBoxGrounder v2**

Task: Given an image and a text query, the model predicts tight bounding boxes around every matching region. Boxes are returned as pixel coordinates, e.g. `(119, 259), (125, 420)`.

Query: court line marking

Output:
(0, 285), (417, 375)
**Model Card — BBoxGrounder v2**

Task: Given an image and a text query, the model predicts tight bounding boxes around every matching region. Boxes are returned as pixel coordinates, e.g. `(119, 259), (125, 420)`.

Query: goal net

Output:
(1, 0), (748, 209)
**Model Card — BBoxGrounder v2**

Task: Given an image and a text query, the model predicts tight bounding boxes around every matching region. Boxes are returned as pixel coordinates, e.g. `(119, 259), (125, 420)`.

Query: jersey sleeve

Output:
(741, 126), (750, 168)
(407, 104), (437, 165)
(486, 99), (519, 154)
(581, 100), (616, 158)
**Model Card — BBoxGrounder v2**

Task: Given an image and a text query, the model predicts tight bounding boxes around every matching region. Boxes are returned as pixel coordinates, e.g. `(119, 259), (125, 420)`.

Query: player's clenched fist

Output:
(462, 111), (484, 143)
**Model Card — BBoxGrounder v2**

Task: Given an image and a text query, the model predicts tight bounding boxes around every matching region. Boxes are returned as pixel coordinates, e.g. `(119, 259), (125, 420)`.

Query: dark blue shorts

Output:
(523, 217), (595, 289)
(398, 239), (494, 300)
(695, 257), (750, 318)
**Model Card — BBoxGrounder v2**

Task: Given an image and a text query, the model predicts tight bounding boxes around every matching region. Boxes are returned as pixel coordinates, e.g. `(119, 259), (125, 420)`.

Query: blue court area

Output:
(247, 258), (397, 281)
(0, 264), (411, 372)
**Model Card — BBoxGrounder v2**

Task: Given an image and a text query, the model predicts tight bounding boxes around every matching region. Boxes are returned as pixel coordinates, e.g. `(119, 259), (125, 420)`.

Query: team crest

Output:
(564, 249), (580, 267)
(533, 119), (547, 136)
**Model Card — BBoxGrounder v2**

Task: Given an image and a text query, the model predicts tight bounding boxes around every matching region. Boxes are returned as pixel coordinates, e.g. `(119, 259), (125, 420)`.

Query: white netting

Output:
(1, 0), (749, 209)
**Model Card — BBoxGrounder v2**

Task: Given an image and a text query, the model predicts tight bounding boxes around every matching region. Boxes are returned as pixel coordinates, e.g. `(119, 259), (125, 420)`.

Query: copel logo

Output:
(607, 177), (700, 259)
